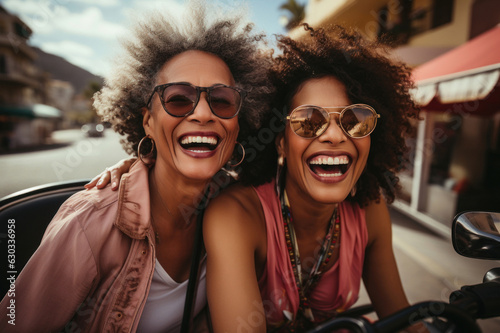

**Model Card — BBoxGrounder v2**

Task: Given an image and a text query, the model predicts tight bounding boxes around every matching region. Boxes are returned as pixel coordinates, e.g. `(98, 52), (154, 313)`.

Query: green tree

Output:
(280, 0), (306, 31)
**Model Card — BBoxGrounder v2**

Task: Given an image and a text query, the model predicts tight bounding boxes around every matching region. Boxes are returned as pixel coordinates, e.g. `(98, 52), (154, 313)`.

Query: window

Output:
(408, 0), (454, 37)
(0, 55), (6, 74)
(14, 22), (30, 39)
(431, 0), (454, 29)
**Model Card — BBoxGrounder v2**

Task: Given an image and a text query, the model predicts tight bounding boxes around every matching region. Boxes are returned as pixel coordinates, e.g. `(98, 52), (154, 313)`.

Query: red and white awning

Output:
(411, 25), (500, 116)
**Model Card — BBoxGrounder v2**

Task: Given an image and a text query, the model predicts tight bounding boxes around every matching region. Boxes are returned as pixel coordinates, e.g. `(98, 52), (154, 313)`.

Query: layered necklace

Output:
(280, 189), (340, 328)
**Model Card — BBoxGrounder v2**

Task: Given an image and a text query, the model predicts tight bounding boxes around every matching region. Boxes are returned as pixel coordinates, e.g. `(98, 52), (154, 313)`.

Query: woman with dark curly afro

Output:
(0, 2), (271, 332)
(203, 24), (420, 332)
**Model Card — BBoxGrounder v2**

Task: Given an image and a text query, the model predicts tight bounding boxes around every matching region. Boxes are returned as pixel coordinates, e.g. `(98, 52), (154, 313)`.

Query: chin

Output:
(183, 164), (223, 182)
(305, 181), (352, 205)
(313, 192), (351, 205)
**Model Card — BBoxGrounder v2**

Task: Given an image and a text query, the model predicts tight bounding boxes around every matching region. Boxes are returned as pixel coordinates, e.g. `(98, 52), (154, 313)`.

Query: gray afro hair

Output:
(94, 0), (273, 156)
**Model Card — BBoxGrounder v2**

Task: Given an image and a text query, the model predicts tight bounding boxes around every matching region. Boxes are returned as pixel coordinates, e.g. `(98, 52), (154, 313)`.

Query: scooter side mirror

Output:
(452, 211), (500, 260)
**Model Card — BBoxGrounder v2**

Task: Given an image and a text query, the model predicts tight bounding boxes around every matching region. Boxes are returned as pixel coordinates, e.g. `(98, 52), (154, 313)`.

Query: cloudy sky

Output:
(1, 0), (295, 76)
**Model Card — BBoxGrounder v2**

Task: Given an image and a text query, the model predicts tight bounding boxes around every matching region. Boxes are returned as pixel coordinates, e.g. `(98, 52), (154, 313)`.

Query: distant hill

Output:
(33, 47), (103, 95)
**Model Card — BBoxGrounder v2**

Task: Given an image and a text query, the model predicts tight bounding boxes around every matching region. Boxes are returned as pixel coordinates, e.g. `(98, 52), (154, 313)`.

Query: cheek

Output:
(224, 119), (240, 144)
(154, 113), (177, 142)
(283, 131), (309, 173)
(354, 138), (371, 170)
(222, 119), (240, 154)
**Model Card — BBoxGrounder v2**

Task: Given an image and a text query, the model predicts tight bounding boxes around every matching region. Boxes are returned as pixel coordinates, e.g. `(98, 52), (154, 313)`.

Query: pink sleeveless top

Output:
(254, 180), (368, 328)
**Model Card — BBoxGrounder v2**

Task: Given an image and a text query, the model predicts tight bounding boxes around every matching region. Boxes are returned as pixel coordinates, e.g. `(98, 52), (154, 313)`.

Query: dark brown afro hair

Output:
(93, 0), (273, 158)
(238, 24), (419, 206)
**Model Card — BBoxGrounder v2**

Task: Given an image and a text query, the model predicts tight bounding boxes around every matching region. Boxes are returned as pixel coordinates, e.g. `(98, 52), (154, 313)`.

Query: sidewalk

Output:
(353, 208), (500, 332)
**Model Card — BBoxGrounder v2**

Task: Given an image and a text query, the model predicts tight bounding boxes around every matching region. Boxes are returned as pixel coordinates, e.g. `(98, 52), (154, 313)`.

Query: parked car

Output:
(81, 123), (104, 137)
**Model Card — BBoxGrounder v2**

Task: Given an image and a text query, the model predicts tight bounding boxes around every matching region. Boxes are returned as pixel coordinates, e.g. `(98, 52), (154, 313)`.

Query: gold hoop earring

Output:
(138, 135), (155, 166)
(227, 142), (245, 168)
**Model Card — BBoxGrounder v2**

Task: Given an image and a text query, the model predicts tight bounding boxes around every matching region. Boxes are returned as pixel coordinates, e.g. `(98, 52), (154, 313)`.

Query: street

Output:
(1, 129), (500, 332)
(356, 209), (500, 332)
(0, 129), (130, 198)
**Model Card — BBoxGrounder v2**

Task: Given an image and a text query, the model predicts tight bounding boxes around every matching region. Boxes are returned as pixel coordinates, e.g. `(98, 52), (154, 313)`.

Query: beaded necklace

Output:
(280, 190), (340, 329)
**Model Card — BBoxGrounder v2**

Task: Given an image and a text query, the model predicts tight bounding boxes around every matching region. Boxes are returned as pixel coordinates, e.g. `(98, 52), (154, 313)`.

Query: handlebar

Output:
(307, 301), (482, 333)
(374, 302), (481, 333)
(450, 277), (500, 319)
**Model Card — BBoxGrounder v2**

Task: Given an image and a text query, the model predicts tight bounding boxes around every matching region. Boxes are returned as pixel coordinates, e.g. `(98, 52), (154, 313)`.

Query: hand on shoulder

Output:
(85, 157), (136, 191)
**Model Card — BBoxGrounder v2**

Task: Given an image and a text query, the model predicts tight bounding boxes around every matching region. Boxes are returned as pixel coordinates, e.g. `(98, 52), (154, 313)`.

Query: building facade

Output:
(0, 5), (62, 151)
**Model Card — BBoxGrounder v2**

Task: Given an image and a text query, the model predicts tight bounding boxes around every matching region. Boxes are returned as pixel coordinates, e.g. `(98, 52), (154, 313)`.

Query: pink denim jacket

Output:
(0, 160), (158, 332)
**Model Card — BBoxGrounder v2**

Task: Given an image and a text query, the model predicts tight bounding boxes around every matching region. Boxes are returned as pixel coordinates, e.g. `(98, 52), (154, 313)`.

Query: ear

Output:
(142, 107), (154, 137)
(275, 132), (285, 158)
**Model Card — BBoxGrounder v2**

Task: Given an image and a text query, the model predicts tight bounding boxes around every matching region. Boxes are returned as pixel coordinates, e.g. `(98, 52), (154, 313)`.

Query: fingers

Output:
(108, 168), (120, 191)
(99, 169), (113, 189)
(84, 175), (101, 189)
(85, 169), (112, 190)
(85, 158), (137, 191)
(114, 158), (136, 183)
(106, 158), (136, 190)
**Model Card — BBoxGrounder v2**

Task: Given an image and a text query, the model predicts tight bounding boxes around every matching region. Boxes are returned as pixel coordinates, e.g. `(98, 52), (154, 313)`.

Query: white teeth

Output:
(180, 136), (218, 145)
(317, 172), (343, 177)
(309, 155), (349, 166)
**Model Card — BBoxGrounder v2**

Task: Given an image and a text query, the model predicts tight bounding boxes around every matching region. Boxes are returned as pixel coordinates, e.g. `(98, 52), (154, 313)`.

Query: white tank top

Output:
(137, 257), (207, 333)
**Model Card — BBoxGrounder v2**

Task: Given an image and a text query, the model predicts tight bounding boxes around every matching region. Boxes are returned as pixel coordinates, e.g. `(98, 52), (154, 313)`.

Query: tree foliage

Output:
(280, 0), (306, 31)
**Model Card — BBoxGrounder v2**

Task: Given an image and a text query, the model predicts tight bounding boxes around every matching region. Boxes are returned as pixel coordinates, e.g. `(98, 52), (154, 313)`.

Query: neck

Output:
(284, 184), (338, 239)
(149, 164), (209, 233)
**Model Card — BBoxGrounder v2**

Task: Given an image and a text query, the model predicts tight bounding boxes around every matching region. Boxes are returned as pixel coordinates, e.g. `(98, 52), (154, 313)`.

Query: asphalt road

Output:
(355, 208), (500, 332)
(1, 129), (499, 331)
(0, 128), (130, 198)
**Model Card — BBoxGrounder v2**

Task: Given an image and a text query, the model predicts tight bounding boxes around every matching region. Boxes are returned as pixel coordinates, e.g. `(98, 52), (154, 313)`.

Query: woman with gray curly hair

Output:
(0, 2), (271, 332)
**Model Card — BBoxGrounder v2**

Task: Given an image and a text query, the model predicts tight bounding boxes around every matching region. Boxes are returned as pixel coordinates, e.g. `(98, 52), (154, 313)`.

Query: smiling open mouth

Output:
(308, 155), (351, 177)
(179, 135), (219, 152)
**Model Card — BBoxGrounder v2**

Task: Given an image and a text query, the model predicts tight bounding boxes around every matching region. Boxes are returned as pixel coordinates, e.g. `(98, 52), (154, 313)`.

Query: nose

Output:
(318, 113), (347, 144)
(188, 92), (215, 124)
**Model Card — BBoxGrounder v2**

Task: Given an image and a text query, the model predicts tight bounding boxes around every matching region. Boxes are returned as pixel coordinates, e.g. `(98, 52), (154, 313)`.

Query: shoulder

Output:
(204, 183), (266, 249)
(207, 183), (263, 222)
(44, 187), (122, 249)
(54, 187), (118, 226)
(362, 198), (391, 247)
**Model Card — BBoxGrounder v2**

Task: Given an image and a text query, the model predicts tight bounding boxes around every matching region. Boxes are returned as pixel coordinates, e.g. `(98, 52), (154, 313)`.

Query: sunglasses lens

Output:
(341, 106), (377, 138)
(210, 86), (242, 118)
(162, 84), (197, 116)
(289, 107), (329, 138)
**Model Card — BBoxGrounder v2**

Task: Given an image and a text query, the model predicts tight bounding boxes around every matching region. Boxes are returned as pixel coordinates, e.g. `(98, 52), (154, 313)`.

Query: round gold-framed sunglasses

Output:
(286, 104), (381, 139)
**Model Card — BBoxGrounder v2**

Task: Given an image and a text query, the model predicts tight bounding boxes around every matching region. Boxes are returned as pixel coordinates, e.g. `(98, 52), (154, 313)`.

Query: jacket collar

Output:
(114, 160), (152, 239)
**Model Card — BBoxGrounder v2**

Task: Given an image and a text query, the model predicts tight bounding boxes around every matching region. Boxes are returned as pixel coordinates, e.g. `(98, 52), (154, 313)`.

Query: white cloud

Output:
(72, 0), (119, 7)
(129, 0), (185, 11)
(2, 1), (127, 40)
(55, 7), (127, 39)
(123, 0), (186, 20)
(41, 40), (94, 58)
(3, 0), (120, 10)
(38, 40), (110, 75)
(40, 39), (111, 76)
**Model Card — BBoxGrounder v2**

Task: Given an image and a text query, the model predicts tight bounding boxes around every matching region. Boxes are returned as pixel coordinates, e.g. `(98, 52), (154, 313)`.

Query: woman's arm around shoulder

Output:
(204, 183), (267, 333)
